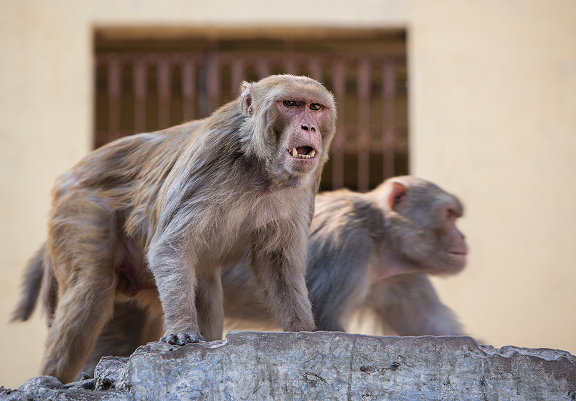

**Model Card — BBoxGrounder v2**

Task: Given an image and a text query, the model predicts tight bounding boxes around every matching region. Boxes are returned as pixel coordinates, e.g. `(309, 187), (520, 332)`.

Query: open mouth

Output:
(288, 146), (317, 159)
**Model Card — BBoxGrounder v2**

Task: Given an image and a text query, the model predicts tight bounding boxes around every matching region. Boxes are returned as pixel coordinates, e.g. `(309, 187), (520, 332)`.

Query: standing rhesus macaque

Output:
(222, 175), (468, 335)
(12, 74), (336, 383)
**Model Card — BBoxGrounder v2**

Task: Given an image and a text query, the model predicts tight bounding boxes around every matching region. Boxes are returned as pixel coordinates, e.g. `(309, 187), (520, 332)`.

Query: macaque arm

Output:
(366, 274), (464, 336)
(249, 224), (315, 332)
(147, 233), (202, 344)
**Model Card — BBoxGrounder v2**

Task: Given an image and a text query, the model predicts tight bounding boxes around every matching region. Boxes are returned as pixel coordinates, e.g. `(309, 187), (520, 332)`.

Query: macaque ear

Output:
(240, 82), (254, 117)
(387, 181), (407, 211)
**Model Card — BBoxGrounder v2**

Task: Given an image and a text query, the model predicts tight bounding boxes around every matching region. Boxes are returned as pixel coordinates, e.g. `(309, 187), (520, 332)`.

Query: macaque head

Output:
(240, 75), (336, 184)
(378, 176), (468, 275)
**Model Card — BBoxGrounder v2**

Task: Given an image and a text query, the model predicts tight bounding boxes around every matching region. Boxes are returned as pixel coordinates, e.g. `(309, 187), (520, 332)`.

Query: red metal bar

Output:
(256, 58), (270, 79)
(382, 61), (396, 179)
(231, 57), (245, 96)
(182, 58), (196, 122)
(283, 53), (297, 75)
(331, 59), (345, 190)
(107, 57), (121, 142)
(133, 59), (147, 133)
(157, 60), (171, 129)
(357, 58), (371, 192)
(207, 54), (220, 113)
(308, 58), (322, 82)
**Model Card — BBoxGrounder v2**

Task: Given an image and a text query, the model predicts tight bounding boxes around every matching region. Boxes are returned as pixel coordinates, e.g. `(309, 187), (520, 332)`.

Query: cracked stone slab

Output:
(0, 374), (129, 401)
(2, 331), (575, 400)
(124, 331), (576, 401)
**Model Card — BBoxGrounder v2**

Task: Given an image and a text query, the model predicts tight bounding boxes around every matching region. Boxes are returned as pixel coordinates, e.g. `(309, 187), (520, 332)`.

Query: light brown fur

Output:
(12, 74), (336, 383)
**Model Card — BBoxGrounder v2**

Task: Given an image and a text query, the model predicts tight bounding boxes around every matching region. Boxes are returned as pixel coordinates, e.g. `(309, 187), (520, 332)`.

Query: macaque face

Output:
(241, 75), (336, 186)
(275, 97), (331, 175)
(382, 177), (469, 276)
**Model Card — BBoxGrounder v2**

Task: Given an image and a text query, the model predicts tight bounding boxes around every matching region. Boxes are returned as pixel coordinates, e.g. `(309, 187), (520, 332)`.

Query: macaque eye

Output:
(446, 208), (459, 219)
(309, 103), (323, 111)
(283, 100), (298, 107)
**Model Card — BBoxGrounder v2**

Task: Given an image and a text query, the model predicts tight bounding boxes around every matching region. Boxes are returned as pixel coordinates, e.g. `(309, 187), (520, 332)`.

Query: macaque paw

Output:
(161, 332), (205, 346)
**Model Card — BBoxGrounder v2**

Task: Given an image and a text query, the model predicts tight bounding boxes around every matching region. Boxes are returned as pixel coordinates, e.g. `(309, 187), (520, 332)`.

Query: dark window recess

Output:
(95, 31), (408, 191)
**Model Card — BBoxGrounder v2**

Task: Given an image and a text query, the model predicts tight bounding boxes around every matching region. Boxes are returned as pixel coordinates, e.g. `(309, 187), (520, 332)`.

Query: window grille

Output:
(95, 34), (408, 191)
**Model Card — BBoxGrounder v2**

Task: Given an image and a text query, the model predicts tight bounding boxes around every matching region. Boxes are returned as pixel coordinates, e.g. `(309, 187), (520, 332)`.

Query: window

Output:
(95, 28), (408, 191)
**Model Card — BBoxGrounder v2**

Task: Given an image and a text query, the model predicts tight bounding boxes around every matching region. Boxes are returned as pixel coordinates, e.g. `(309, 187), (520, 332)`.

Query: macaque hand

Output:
(160, 331), (206, 346)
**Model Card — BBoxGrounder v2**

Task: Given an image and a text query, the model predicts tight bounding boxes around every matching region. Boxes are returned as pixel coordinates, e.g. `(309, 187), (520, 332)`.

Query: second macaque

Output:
(223, 175), (468, 335)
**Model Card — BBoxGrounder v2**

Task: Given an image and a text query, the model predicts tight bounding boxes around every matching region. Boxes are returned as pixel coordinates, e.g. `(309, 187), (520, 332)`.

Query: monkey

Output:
(222, 175), (468, 335)
(11, 74), (337, 383)
(14, 175), (466, 378)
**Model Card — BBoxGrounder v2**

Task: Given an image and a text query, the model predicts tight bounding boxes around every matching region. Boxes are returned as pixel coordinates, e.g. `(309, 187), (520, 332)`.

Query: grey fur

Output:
(223, 176), (467, 334)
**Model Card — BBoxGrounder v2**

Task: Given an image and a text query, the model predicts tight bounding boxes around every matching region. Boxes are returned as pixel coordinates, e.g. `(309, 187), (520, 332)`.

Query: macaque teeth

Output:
(290, 147), (316, 159)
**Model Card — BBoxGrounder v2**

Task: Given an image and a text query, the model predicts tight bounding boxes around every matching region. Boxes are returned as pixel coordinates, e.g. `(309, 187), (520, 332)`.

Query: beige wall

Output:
(406, 0), (576, 352)
(1, 0), (575, 389)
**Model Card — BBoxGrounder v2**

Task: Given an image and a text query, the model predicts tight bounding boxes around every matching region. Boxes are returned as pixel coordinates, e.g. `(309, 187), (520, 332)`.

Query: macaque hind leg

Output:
(148, 240), (203, 345)
(42, 191), (118, 382)
(80, 301), (149, 378)
(250, 231), (315, 333)
(41, 270), (115, 383)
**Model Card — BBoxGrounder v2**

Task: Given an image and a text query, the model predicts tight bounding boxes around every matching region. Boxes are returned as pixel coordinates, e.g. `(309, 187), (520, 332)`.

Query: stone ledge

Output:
(2, 331), (575, 400)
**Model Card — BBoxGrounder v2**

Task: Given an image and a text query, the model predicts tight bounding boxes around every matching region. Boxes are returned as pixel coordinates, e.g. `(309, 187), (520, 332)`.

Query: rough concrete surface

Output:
(1, 331), (575, 400)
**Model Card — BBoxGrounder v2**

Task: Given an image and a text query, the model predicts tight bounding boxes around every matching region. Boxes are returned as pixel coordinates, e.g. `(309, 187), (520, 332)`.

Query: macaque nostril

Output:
(301, 125), (309, 131)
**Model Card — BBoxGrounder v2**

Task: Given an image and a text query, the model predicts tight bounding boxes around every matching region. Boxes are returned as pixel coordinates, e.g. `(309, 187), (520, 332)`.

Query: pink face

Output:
(383, 179), (469, 276)
(275, 98), (331, 175)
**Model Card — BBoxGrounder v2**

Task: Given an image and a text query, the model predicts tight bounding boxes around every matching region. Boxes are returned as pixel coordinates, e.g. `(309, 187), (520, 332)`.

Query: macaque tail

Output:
(11, 245), (46, 322)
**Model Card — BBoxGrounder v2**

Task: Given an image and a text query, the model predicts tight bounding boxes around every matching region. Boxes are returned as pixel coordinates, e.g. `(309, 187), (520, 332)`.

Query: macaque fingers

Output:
(161, 332), (205, 346)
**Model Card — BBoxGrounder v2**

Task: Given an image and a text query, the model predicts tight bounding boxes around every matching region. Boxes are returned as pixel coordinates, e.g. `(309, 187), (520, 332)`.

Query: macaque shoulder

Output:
(312, 189), (385, 239)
